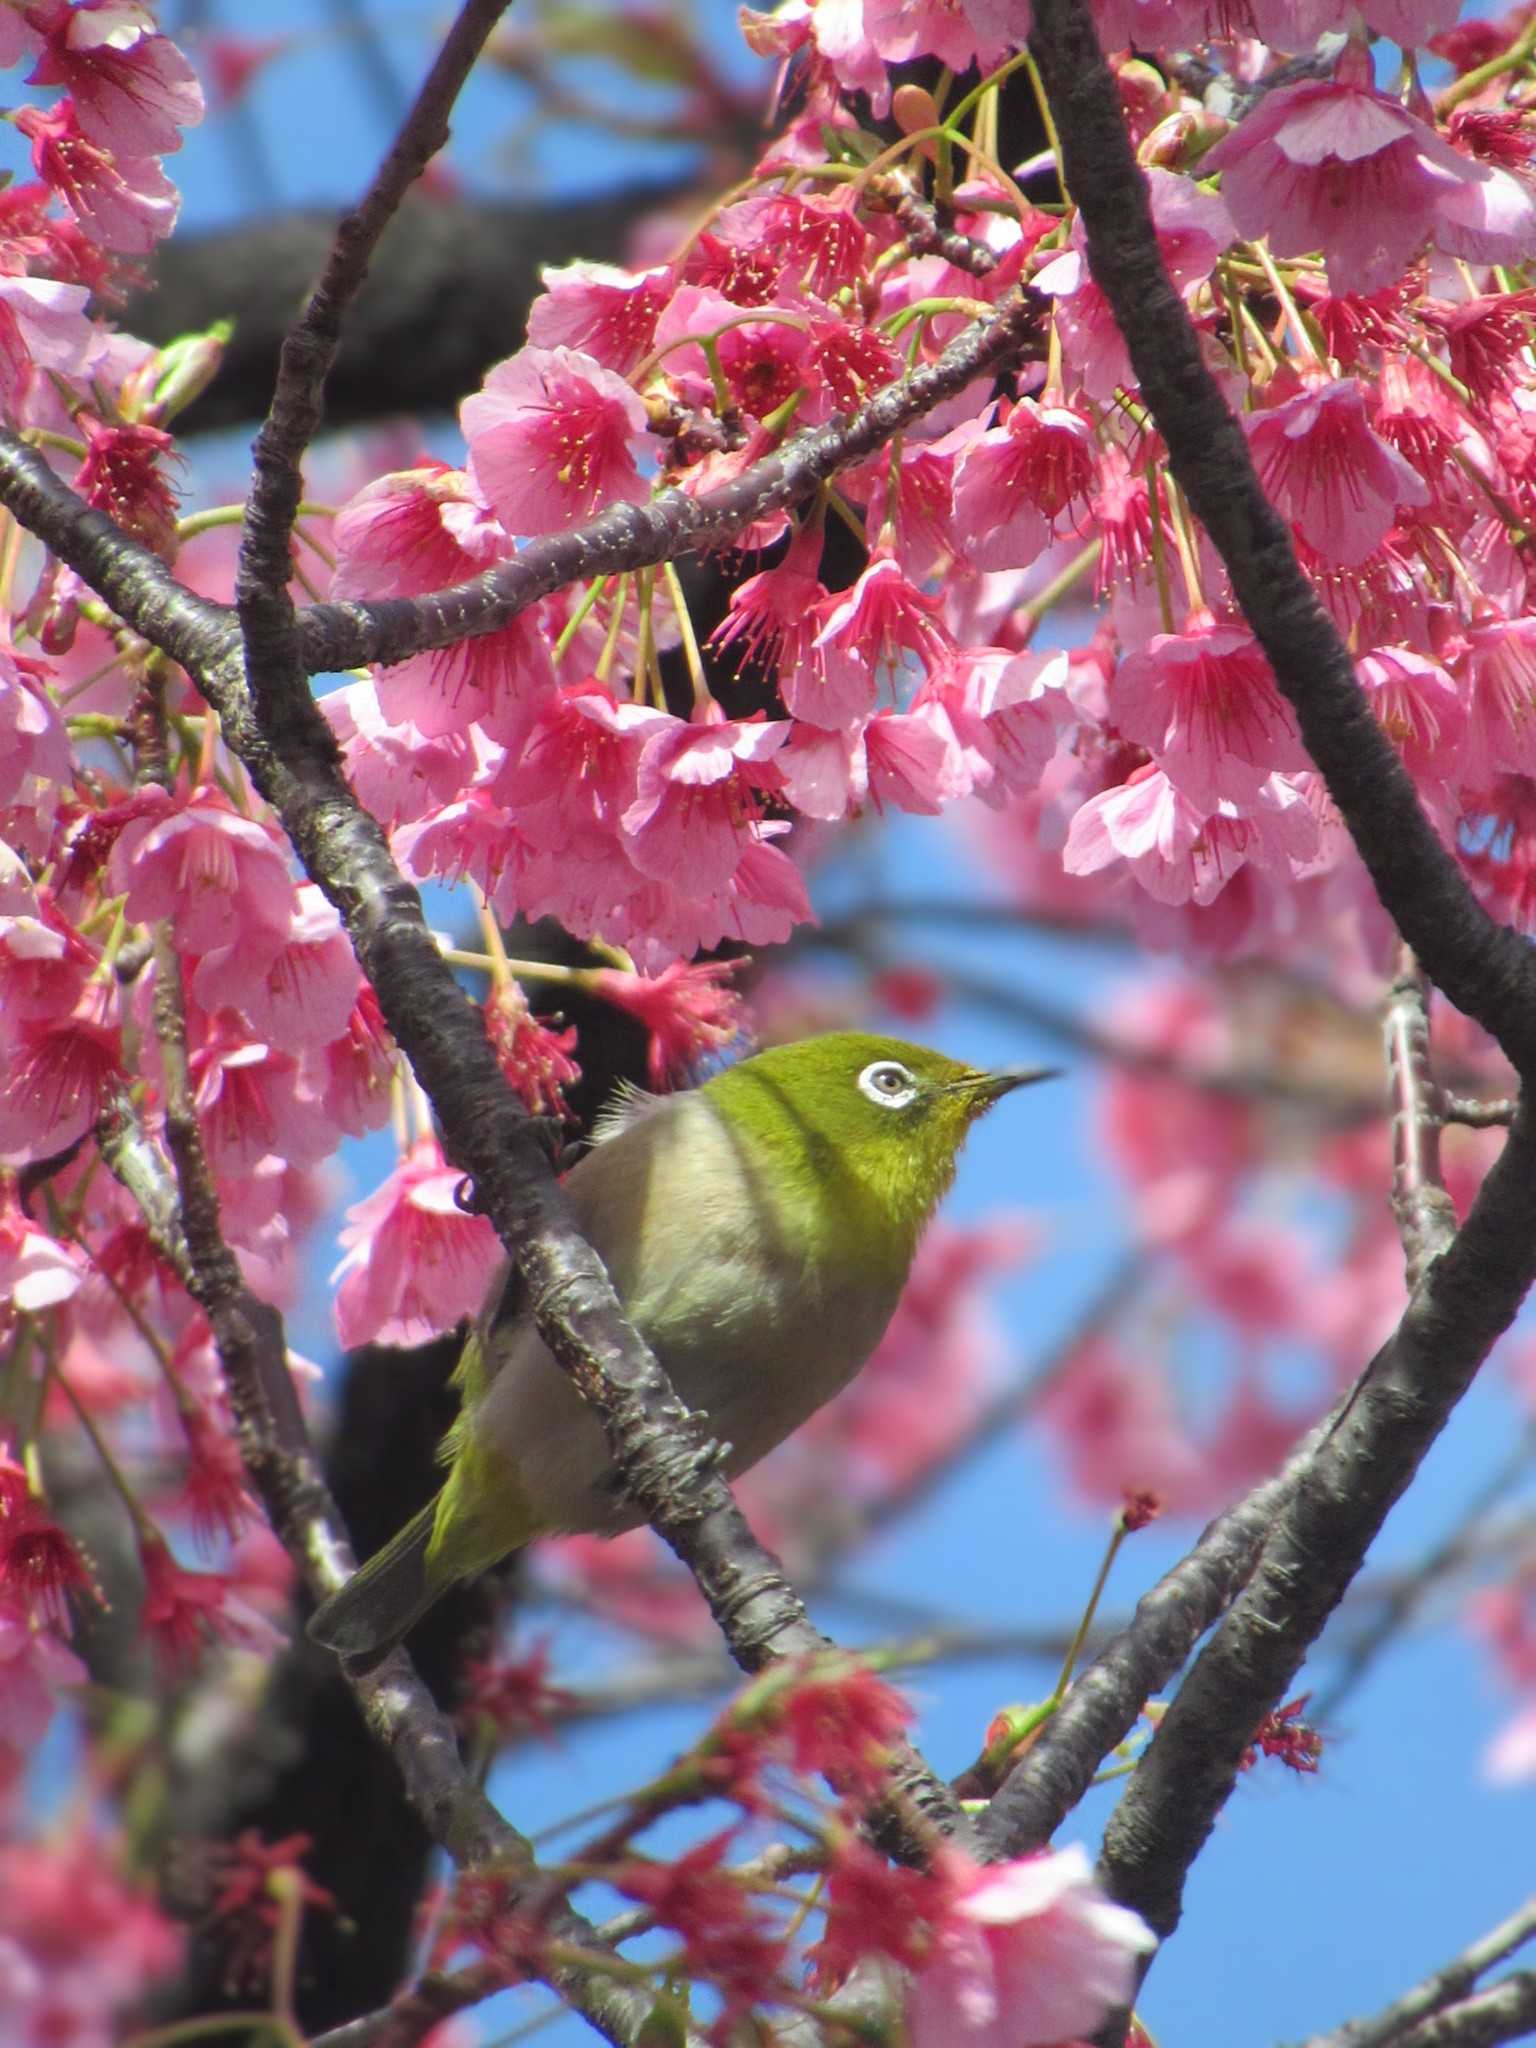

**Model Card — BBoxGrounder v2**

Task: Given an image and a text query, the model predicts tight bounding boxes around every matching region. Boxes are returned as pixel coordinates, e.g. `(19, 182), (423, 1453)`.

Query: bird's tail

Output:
(307, 1499), (443, 1669)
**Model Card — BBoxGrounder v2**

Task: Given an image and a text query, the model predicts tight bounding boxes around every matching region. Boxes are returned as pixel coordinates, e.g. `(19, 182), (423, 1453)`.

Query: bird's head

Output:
(707, 1031), (1056, 1267)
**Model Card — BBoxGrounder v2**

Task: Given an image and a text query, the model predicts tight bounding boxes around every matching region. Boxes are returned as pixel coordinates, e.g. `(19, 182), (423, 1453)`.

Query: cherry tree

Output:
(4, 0), (1536, 2044)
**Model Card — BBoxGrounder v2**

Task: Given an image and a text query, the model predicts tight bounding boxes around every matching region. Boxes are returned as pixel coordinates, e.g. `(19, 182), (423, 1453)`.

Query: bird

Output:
(308, 1031), (1054, 1663)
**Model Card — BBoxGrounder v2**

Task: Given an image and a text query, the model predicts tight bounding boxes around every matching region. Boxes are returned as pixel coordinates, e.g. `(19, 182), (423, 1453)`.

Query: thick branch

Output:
(1384, 951), (1457, 1292)
(977, 1418), (1325, 1857)
(0, 451), (966, 1847)
(120, 888), (662, 2044)
(1094, 1108), (1536, 1956)
(1026, 0), (1536, 1080)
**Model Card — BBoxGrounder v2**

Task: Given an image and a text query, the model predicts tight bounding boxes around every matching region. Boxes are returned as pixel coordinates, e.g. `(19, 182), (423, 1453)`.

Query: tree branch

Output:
(0, 400), (976, 1844)
(1092, 1107), (1536, 1974)
(1025, 0), (1536, 1081)
(237, 0), (510, 729)
(293, 285), (1045, 675)
(1300, 1896), (1536, 2048)
(1384, 951), (1458, 1293)
(1388, 1975), (1536, 2048)
(976, 1417), (1329, 1858)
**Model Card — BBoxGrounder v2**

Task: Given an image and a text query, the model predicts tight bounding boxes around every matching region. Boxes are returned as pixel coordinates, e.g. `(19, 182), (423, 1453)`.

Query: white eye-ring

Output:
(858, 1059), (918, 1109)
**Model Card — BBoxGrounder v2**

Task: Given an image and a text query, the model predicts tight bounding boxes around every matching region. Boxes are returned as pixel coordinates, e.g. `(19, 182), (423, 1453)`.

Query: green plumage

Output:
(308, 1032), (1051, 1664)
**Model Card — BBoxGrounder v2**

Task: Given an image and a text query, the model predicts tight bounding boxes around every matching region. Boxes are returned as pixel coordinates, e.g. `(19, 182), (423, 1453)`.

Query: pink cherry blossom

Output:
(1454, 613), (1536, 783)
(332, 1136), (503, 1348)
(392, 786), (533, 913)
(0, 1178), (83, 1311)
(495, 678), (664, 858)
(527, 260), (673, 372)
(107, 785), (295, 959)
(484, 981), (580, 1118)
(25, 1), (204, 156)
(805, 552), (952, 724)
(0, 1609), (84, 1788)
(1065, 765), (1232, 906)
(0, 642), (69, 850)
(1203, 78), (1536, 295)
(192, 884), (362, 1051)
(720, 189), (873, 301)
(917, 645), (1069, 807)
(806, 0), (897, 113)
(304, 987), (395, 1139)
(1355, 644), (1466, 787)
(186, 1010), (332, 1174)
(1036, 169), (1234, 397)
(952, 400), (1096, 570)
(0, 1830), (184, 2048)
(15, 98), (179, 253)
(0, 874), (93, 1045)
(858, 430), (967, 582)
(0, 275), (104, 425)
(0, 984), (123, 1164)
(139, 1539), (284, 1669)
(622, 708), (788, 890)
(330, 463), (553, 746)
(862, 703), (966, 814)
(709, 520), (829, 690)
(588, 959), (749, 1089)
(462, 344), (651, 535)
(626, 827), (814, 965)
(1108, 618), (1308, 809)
(860, 0), (1008, 73)
(907, 1846), (1156, 2048)
(320, 678), (479, 831)
(1246, 380), (1431, 568)
(778, 720), (867, 820)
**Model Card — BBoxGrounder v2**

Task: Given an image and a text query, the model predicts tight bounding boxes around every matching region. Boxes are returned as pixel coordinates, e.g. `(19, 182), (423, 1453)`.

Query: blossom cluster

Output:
(437, 1655), (1155, 2044)
(2, 0), (1536, 2036)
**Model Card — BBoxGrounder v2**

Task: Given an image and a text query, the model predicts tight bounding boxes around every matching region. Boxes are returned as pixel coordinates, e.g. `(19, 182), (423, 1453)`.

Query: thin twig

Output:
(237, 0), (510, 729)
(294, 286), (1046, 675)
(1299, 1897), (1536, 2048)
(1314, 1427), (1536, 1722)
(1390, 1973), (1536, 2048)
(975, 1415), (1331, 1858)
(1441, 1095), (1518, 1129)
(867, 172), (1002, 276)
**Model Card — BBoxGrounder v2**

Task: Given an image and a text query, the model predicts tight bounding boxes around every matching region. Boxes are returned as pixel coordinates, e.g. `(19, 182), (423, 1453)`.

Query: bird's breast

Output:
(471, 1091), (907, 1534)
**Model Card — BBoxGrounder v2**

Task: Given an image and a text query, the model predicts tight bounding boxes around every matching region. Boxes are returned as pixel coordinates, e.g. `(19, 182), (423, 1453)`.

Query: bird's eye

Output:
(858, 1060), (918, 1109)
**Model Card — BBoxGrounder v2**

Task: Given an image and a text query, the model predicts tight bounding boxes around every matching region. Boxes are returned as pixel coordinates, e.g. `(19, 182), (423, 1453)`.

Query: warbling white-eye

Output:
(309, 1031), (1053, 1662)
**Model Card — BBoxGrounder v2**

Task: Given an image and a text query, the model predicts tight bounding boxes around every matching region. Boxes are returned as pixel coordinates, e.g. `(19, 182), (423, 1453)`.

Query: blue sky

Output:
(148, 5), (1536, 2042)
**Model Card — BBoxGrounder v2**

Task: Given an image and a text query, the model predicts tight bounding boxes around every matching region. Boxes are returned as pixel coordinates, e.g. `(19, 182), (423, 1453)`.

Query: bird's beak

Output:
(964, 1064), (1061, 1106)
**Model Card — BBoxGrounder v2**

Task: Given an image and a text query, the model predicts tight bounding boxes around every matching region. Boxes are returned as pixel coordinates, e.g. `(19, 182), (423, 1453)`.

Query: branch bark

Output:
(1026, 0), (1536, 1082)
(1300, 1895), (1536, 2048)
(1095, 1108), (1536, 1964)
